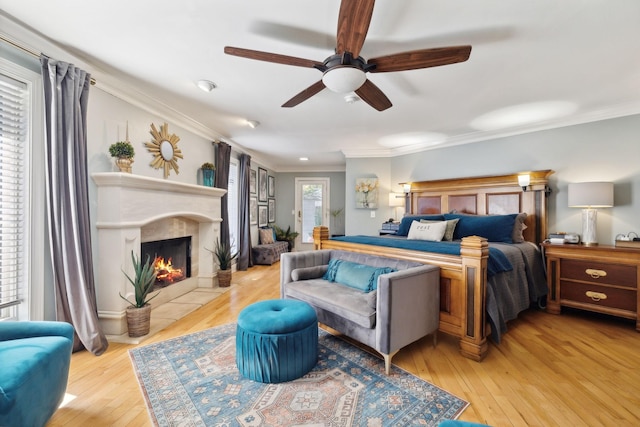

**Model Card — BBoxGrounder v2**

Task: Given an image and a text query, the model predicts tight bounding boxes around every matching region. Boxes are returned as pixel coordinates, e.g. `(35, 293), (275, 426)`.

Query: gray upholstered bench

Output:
(252, 240), (289, 265)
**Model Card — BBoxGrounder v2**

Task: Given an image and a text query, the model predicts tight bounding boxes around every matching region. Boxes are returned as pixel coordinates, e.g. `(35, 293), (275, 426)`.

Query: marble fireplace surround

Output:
(91, 172), (226, 336)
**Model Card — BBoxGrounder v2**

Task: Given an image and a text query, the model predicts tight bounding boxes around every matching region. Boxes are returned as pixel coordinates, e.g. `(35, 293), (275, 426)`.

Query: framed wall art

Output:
(268, 198), (276, 223)
(268, 175), (275, 198)
(355, 177), (379, 209)
(250, 169), (257, 194)
(258, 205), (268, 227)
(250, 197), (257, 225)
(258, 167), (267, 202)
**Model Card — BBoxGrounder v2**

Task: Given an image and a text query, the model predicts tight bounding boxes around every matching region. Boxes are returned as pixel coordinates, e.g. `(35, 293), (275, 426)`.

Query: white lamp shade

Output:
(322, 67), (366, 93)
(388, 193), (404, 207)
(518, 174), (530, 187)
(568, 182), (614, 208)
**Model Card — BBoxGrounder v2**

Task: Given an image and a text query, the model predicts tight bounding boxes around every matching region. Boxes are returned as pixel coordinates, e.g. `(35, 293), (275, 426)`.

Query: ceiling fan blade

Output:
(336, 0), (375, 58)
(282, 80), (326, 108)
(368, 45), (472, 73)
(355, 79), (392, 111)
(224, 46), (322, 68)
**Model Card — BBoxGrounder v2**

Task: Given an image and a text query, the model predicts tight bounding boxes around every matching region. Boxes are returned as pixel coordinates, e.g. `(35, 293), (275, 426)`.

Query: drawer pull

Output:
(585, 291), (607, 301)
(585, 268), (607, 279)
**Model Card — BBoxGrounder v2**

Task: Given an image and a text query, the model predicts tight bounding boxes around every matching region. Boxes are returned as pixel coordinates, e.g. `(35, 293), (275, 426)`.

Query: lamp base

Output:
(581, 208), (598, 246)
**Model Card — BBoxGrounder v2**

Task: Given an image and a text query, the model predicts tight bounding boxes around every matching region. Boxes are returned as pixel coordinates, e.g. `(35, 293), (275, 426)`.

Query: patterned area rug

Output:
(129, 323), (468, 426)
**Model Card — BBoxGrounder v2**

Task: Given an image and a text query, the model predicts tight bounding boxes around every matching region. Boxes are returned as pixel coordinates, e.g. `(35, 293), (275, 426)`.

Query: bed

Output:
(313, 170), (554, 361)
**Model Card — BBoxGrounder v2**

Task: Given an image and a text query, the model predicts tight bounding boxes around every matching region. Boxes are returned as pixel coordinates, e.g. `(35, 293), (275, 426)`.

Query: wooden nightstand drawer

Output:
(560, 259), (637, 288)
(560, 281), (637, 312)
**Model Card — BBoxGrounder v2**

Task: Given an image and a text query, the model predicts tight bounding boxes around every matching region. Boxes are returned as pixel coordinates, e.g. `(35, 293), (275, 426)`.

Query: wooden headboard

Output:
(407, 170), (554, 244)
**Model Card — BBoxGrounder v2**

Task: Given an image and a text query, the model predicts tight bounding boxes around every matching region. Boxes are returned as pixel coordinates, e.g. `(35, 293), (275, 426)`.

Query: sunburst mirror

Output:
(145, 122), (183, 178)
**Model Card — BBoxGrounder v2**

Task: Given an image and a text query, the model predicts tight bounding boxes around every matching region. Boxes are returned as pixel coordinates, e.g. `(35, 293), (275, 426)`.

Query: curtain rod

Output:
(1, 34), (96, 85)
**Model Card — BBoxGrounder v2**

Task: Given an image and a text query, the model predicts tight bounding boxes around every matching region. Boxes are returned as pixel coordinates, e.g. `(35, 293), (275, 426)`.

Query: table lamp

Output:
(567, 182), (614, 246)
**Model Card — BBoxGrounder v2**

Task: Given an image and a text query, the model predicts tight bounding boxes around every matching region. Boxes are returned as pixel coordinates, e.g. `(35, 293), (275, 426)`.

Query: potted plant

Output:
(273, 225), (300, 251)
(119, 251), (158, 337)
(208, 238), (238, 287)
(109, 141), (135, 173)
(201, 162), (215, 187)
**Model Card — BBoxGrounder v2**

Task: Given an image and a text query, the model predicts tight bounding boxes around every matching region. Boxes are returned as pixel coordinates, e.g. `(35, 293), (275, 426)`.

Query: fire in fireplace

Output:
(141, 236), (191, 289)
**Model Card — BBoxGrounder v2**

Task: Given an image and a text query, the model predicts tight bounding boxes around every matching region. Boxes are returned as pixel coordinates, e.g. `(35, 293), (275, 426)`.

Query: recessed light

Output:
(299, 157), (309, 161)
(196, 80), (216, 92)
(247, 120), (260, 129)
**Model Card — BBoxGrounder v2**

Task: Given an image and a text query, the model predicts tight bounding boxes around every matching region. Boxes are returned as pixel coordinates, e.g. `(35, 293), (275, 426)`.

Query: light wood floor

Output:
(48, 263), (640, 427)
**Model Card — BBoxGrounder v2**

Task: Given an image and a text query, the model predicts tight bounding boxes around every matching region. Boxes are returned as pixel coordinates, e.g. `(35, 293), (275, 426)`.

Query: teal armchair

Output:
(0, 321), (74, 427)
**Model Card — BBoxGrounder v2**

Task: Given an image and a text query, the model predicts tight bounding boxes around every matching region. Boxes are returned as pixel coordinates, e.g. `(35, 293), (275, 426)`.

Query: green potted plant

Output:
(207, 238), (238, 287)
(109, 141), (135, 173)
(119, 251), (158, 337)
(201, 162), (215, 187)
(273, 225), (300, 251)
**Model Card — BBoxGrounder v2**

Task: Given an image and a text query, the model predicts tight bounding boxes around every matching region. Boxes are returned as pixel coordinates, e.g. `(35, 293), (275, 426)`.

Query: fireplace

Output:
(92, 172), (226, 337)
(141, 236), (192, 289)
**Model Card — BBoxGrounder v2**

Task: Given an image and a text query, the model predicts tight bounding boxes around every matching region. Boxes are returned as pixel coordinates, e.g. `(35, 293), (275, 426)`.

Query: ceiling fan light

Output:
(322, 67), (366, 93)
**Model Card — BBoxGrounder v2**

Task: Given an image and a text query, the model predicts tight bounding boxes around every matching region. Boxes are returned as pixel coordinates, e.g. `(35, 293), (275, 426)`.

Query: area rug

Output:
(129, 323), (468, 426)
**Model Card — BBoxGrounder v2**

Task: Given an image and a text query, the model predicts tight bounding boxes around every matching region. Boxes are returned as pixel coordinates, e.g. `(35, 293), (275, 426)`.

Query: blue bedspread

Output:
(330, 235), (512, 277)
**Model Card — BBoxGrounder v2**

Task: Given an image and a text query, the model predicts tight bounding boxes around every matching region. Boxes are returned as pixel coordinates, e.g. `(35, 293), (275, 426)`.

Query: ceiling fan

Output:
(224, 0), (471, 111)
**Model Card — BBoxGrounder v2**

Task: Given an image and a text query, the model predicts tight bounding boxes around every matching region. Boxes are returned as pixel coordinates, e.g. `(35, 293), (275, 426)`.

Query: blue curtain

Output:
(41, 55), (108, 355)
(237, 154), (253, 270)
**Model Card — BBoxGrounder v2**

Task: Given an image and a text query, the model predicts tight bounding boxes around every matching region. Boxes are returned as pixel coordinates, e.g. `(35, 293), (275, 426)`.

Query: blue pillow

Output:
(323, 259), (395, 292)
(444, 213), (517, 243)
(397, 214), (445, 236)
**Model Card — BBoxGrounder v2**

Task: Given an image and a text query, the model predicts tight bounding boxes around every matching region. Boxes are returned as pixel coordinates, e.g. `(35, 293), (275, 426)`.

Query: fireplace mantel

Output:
(92, 172), (226, 336)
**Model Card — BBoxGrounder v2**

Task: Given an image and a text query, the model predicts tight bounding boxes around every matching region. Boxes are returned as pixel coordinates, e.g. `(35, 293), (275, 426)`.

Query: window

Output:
(0, 57), (44, 321)
(0, 73), (27, 319)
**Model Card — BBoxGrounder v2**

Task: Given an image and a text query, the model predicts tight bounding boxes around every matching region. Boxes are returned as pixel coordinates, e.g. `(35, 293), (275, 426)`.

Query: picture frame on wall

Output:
(250, 169), (257, 194)
(258, 205), (268, 227)
(268, 175), (275, 198)
(250, 197), (257, 225)
(258, 167), (267, 202)
(268, 198), (275, 223)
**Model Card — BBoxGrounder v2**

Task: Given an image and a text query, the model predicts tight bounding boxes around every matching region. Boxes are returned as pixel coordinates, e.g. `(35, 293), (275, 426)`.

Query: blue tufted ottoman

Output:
(236, 299), (318, 383)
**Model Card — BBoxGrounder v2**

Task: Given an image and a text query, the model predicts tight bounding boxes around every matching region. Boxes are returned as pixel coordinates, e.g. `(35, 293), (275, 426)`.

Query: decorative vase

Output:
(125, 304), (151, 337)
(217, 269), (232, 287)
(202, 169), (215, 187)
(115, 157), (133, 173)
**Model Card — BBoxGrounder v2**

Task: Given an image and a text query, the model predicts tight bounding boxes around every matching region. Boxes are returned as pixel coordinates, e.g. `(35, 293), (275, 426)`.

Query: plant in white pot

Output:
(119, 251), (158, 337)
(208, 238), (238, 287)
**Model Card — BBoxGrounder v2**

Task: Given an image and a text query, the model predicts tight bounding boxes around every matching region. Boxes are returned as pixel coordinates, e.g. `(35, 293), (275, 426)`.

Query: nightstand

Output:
(542, 243), (640, 331)
(379, 221), (399, 235)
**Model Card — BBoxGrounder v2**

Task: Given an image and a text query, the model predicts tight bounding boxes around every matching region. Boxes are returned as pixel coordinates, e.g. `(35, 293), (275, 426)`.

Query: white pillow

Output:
(407, 220), (447, 241)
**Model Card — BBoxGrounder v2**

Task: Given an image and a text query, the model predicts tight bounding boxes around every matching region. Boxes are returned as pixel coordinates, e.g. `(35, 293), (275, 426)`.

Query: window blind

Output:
(0, 73), (27, 317)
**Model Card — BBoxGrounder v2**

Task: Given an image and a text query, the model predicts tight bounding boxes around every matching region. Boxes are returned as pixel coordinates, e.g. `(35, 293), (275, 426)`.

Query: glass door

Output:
(294, 178), (330, 251)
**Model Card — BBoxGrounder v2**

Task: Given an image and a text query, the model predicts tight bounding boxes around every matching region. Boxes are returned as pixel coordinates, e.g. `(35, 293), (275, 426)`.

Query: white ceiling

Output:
(2, 0), (640, 171)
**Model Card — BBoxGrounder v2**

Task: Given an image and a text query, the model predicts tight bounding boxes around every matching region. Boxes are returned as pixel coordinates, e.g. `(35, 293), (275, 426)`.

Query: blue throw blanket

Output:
(330, 235), (512, 277)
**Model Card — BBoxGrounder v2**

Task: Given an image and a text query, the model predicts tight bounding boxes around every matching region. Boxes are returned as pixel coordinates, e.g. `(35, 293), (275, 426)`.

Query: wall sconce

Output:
(518, 174), (531, 191)
(403, 183), (411, 193)
(568, 182), (614, 246)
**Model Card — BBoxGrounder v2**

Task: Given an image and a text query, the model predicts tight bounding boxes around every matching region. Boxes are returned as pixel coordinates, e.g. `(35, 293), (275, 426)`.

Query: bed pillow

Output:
(259, 227), (274, 244)
(407, 220), (448, 241)
(421, 218), (459, 241)
(444, 213), (517, 243)
(397, 214), (445, 236)
(512, 213), (528, 243)
(323, 259), (395, 292)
